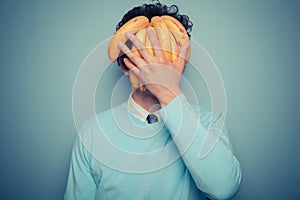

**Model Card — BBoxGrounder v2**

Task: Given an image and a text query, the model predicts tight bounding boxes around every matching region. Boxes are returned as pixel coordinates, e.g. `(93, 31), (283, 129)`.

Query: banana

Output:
(131, 28), (147, 57)
(108, 16), (149, 62)
(161, 15), (190, 61)
(130, 28), (147, 90)
(169, 31), (178, 62)
(151, 16), (172, 62)
(108, 15), (191, 92)
(145, 31), (154, 56)
(160, 15), (189, 45)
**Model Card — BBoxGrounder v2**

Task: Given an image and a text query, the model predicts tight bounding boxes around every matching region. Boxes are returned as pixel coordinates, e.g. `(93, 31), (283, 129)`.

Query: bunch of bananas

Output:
(108, 15), (190, 91)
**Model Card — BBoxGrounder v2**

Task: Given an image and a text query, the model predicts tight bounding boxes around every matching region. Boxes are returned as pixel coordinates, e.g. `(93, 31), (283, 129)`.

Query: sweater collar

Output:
(127, 93), (160, 123)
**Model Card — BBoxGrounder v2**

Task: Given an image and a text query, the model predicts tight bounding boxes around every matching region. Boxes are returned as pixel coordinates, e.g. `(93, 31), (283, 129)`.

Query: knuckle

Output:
(148, 57), (156, 63)
(158, 57), (166, 63)
(128, 53), (135, 60)
(131, 36), (138, 44)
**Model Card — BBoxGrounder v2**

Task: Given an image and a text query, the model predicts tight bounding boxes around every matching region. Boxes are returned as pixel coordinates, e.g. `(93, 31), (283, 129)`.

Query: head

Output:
(116, 1), (193, 74)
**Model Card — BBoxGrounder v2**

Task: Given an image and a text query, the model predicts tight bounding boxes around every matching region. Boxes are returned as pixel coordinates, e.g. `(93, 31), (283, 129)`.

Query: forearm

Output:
(182, 126), (242, 200)
(158, 94), (242, 200)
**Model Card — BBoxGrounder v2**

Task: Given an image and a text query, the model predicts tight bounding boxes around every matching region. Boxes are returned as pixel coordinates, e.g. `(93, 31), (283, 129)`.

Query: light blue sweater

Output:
(64, 94), (242, 200)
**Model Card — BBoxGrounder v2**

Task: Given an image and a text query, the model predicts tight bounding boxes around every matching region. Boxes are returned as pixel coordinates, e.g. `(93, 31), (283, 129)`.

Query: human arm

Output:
(118, 28), (242, 199)
(64, 136), (98, 200)
(158, 94), (242, 200)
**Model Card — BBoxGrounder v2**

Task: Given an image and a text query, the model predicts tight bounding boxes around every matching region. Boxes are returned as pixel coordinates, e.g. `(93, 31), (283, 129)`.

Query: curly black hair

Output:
(116, 2), (193, 70)
(116, 2), (193, 37)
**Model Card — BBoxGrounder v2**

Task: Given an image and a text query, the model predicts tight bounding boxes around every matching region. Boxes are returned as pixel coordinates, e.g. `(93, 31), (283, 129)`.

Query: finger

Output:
(147, 27), (166, 62)
(174, 41), (190, 71)
(123, 58), (141, 75)
(118, 42), (146, 68)
(125, 32), (153, 62)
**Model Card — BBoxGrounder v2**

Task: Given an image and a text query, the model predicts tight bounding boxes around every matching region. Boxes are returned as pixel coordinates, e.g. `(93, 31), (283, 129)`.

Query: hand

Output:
(118, 27), (190, 107)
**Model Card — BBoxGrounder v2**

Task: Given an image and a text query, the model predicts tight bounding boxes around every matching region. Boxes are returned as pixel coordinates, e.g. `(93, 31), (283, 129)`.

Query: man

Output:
(64, 2), (242, 200)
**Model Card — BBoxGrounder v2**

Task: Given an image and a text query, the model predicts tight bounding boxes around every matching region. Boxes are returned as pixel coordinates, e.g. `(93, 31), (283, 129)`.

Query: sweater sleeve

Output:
(64, 136), (98, 200)
(158, 93), (242, 200)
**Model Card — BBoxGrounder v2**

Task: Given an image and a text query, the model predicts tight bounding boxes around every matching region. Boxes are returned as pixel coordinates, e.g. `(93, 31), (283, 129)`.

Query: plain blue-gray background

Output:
(0, 0), (299, 199)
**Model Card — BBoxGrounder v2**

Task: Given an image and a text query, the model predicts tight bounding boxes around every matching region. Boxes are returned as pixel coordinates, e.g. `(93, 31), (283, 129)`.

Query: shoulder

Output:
(77, 103), (127, 142)
(79, 103), (127, 132)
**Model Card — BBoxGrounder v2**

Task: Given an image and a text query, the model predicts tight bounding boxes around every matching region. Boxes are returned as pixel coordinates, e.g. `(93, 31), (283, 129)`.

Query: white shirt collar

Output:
(127, 92), (159, 123)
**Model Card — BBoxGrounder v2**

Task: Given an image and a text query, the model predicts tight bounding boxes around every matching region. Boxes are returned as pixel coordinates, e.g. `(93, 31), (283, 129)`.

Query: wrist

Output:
(158, 88), (182, 107)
